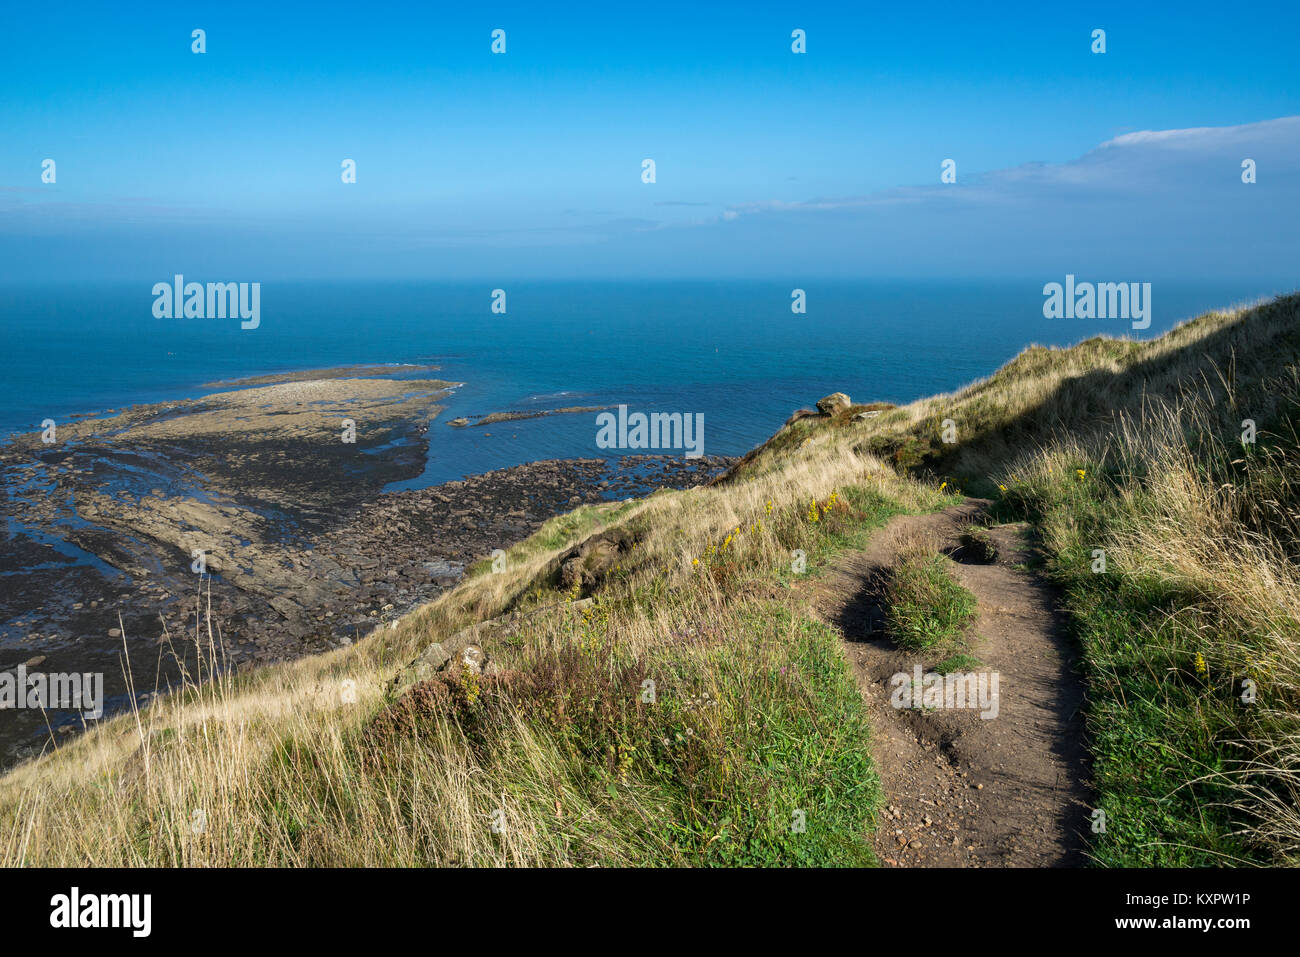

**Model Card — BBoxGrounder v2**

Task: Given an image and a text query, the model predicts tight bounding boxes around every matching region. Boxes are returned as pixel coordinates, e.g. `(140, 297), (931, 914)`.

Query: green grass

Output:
(884, 552), (978, 655)
(696, 608), (881, 866)
(1020, 476), (1264, 866)
(364, 599), (881, 866)
(843, 295), (1300, 865)
(777, 484), (912, 579)
(933, 653), (983, 675)
(356, 484), (919, 866)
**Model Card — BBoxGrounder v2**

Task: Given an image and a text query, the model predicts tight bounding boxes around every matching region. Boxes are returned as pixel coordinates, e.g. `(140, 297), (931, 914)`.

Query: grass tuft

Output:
(883, 542), (978, 655)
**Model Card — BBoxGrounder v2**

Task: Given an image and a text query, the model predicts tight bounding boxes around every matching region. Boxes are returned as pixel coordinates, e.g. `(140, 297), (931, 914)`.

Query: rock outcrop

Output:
(816, 392), (852, 415)
(388, 597), (595, 698)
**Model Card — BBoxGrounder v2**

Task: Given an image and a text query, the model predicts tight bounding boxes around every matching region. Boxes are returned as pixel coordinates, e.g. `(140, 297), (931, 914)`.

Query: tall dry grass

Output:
(978, 306), (1300, 862)
(11, 291), (1296, 866)
(0, 429), (941, 866)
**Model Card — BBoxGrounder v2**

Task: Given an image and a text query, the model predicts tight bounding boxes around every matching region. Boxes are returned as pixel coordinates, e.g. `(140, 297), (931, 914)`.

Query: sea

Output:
(0, 279), (1291, 485)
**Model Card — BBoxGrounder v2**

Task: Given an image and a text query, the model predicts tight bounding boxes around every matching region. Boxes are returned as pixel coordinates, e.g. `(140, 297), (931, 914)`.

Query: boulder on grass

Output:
(816, 392), (851, 416)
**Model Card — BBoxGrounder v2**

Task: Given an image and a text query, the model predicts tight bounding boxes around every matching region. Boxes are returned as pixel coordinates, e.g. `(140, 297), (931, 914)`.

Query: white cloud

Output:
(719, 115), (1300, 221)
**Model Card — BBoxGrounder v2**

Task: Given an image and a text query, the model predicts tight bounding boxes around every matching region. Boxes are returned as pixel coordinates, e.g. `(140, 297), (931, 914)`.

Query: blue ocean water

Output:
(0, 279), (1289, 485)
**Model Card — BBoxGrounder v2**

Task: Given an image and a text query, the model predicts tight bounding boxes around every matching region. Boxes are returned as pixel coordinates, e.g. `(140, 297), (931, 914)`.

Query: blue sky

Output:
(2, 0), (1298, 280)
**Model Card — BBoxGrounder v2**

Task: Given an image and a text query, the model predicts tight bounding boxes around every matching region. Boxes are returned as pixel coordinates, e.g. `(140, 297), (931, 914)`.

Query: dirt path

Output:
(809, 501), (1091, 867)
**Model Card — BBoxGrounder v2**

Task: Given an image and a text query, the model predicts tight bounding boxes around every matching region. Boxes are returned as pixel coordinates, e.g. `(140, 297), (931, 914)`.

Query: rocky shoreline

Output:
(0, 367), (733, 766)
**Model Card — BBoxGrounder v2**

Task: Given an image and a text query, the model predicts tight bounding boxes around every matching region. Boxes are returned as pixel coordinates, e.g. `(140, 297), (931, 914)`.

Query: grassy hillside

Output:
(2, 292), (1297, 866)
(0, 438), (945, 865)
(854, 292), (1300, 865)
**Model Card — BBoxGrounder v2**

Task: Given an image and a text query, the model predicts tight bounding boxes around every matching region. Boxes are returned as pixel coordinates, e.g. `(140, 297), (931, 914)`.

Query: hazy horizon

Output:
(4, 0), (1298, 282)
